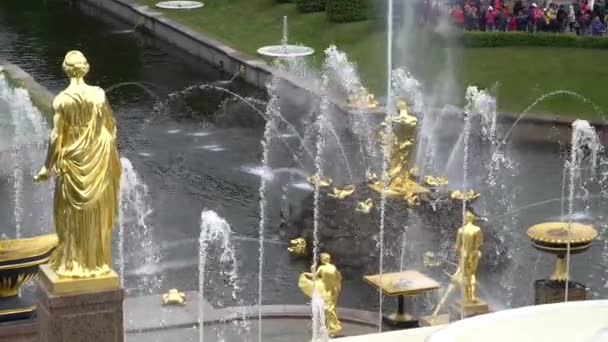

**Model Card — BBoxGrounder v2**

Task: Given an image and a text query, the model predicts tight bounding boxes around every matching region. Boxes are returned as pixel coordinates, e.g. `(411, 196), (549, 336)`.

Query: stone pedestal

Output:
(449, 300), (489, 321)
(418, 314), (449, 327)
(0, 318), (38, 342)
(37, 267), (124, 342)
(534, 279), (588, 305)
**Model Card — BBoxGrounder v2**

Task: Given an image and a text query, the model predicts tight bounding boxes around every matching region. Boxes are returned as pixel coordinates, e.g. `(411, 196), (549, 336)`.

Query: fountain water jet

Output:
(199, 210), (245, 342)
(117, 157), (158, 294)
(565, 120), (602, 300)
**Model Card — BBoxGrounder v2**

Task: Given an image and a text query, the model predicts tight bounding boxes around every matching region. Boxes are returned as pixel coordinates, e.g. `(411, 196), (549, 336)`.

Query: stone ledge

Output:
(0, 58), (54, 117)
(124, 291), (378, 333)
(334, 325), (443, 342)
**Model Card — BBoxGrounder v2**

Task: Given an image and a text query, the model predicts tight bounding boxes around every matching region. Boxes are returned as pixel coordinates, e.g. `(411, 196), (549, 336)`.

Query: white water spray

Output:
(118, 157), (157, 292)
(257, 78), (279, 342)
(565, 120), (601, 300)
(199, 210), (243, 342)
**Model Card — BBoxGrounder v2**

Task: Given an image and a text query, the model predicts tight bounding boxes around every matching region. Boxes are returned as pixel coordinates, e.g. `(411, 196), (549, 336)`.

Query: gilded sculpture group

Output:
(299, 95), (486, 336)
(32, 51), (484, 338)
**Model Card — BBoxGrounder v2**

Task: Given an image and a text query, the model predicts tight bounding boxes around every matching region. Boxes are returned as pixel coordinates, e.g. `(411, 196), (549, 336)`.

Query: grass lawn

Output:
(136, 0), (607, 119)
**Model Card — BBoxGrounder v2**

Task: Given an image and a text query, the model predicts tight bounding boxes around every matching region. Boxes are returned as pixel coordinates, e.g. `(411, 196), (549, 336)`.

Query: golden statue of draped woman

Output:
(298, 253), (342, 337)
(34, 51), (121, 278)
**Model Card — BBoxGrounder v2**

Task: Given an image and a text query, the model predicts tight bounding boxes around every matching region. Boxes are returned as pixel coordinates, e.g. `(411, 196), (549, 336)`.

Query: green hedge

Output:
(455, 31), (608, 49)
(296, 0), (326, 12)
(326, 0), (368, 23)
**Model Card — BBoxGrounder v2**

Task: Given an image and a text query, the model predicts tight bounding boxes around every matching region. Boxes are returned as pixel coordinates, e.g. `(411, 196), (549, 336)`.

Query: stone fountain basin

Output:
(0, 233), (58, 322)
(427, 300), (608, 342)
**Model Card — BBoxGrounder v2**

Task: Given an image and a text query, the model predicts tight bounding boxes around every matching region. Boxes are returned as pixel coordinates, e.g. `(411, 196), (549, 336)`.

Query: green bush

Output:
(275, 0), (295, 3)
(456, 31), (608, 49)
(326, 0), (369, 23)
(296, 0), (326, 12)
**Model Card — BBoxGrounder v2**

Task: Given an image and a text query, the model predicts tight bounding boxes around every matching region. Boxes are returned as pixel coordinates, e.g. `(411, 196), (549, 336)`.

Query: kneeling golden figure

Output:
(34, 50), (121, 279)
(298, 253), (342, 338)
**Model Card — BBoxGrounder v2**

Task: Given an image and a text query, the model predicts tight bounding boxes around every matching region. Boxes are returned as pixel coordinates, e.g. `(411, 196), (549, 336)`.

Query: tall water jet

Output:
(0, 74), (50, 239)
(257, 77), (279, 342)
(376, 0), (395, 331)
(311, 70), (330, 341)
(199, 210), (244, 342)
(118, 157), (157, 292)
(565, 120), (601, 300)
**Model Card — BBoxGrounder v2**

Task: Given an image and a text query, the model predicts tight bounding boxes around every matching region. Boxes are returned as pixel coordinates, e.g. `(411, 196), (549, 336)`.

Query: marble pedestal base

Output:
(0, 318), (38, 342)
(37, 279), (124, 342)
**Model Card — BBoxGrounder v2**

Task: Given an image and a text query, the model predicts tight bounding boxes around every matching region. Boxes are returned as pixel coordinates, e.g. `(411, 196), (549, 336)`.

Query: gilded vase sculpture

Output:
(34, 50), (121, 283)
(298, 253), (342, 337)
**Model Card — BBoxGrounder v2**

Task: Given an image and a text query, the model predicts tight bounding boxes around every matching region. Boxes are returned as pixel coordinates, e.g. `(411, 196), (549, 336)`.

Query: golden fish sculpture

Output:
(451, 190), (481, 201)
(288, 238), (307, 256)
(356, 198), (374, 214)
(328, 185), (355, 200)
(424, 176), (448, 187)
(306, 174), (332, 188)
(162, 288), (186, 305)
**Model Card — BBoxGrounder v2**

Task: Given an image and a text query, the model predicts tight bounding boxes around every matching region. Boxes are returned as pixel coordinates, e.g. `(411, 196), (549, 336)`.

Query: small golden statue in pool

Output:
(298, 253), (343, 337)
(34, 50), (121, 279)
(423, 211), (488, 324)
(448, 210), (489, 316)
(162, 288), (186, 305)
(288, 237), (307, 256)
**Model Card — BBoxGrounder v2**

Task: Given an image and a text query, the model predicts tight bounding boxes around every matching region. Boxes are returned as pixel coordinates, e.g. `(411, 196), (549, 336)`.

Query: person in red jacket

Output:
(507, 15), (517, 30)
(453, 4), (465, 28)
(485, 6), (496, 31)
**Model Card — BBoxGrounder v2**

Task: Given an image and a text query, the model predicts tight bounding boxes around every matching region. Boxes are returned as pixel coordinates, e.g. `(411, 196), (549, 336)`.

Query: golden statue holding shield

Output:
(34, 51), (121, 279)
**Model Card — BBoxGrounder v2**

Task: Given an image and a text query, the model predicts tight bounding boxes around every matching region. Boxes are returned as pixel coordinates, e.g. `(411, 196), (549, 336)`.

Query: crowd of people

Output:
(449, 0), (608, 35)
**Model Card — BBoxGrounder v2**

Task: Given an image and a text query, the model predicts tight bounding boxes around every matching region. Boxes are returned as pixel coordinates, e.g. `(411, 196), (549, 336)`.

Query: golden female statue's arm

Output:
(34, 104), (64, 183)
(102, 100), (117, 139)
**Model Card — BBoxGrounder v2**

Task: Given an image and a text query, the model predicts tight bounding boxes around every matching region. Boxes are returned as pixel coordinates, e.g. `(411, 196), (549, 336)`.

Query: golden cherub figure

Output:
(34, 51), (121, 278)
(298, 253), (342, 337)
(288, 237), (307, 256)
(452, 211), (483, 305)
(162, 288), (186, 305)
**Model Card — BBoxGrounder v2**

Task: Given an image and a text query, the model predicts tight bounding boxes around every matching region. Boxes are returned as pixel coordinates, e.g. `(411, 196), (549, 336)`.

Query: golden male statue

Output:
(34, 51), (121, 278)
(298, 253), (342, 337)
(453, 211), (483, 305)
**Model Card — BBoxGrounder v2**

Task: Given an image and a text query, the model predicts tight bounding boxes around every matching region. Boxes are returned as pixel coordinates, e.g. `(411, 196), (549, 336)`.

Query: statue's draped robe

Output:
(51, 86), (120, 278)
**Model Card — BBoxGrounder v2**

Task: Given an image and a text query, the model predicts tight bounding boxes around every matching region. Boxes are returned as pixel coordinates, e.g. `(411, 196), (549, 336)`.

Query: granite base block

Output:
(0, 317), (38, 342)
(37, 280), (124, 342)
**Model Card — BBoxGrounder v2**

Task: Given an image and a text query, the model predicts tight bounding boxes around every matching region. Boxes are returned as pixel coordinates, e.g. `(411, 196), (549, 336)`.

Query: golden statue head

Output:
(320, 253), (331, 265)
(464, 210), (475, 224)
(62, 50), (90, 79)
(397, 99), (408, 111)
